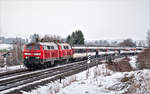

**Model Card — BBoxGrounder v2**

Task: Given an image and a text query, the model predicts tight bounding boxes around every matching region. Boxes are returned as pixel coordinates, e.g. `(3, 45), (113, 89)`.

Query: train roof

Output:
(39, 42), (58, 49)
(26, 42), (58, 47)
(39, 42), (58, 46)
(72, 46), (144, 50)
(58, 43), (71, 46)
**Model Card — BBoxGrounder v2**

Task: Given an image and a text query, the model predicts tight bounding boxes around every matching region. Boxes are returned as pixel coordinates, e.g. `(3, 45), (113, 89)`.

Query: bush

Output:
(136, 47), (150, 69)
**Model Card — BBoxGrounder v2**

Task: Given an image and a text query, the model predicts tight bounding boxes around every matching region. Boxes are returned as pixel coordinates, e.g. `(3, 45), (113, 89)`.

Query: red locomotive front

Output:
(23, 43), (43, 69)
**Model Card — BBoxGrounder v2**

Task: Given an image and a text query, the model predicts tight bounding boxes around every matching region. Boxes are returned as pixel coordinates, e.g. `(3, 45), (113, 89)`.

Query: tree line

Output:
(30, 30), (145, 47)
(30, 30), (85, 45)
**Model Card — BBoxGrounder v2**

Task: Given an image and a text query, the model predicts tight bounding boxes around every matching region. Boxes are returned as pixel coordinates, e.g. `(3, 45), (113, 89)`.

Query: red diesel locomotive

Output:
(23, 42), (73, 69)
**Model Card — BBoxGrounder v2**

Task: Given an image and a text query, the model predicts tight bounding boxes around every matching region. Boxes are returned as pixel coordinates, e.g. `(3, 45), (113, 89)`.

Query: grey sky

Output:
(0, 0), (149, 40)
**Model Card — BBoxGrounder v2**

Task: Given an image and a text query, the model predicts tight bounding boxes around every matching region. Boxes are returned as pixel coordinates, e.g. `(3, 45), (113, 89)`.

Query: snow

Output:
(129, 56), (137, 70)
(14, 56), (150, 94)
(0, 44), (13, 50)
(22, 64), (121, 94)
(0, 74), (62, 94)
(0, 65), (25, 73)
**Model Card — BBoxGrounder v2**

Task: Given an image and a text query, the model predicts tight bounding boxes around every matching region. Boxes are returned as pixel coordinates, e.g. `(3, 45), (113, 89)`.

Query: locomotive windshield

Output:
(34, 44), (40, 50)
(26, 45), (32, 50)
(26, 44), (40, 50)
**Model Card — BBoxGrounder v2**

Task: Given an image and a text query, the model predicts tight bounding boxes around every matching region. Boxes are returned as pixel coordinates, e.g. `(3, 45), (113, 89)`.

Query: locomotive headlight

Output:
(24, 53), (31, 55)
(34, 53), (41, 55)
(35, 57), (40, 59)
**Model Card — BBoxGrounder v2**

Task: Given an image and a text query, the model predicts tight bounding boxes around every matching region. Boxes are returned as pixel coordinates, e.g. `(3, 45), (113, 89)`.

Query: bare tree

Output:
(30, 34), (41, 43)
(41, 34), (62, 43)
(136, 31), (150, 69)
(119, 38), (136, 47)
(3, 38), (24, 66)
(111, 41), (118, 46)
(138, 41), (145, 47)
(12, 38), (24, 65)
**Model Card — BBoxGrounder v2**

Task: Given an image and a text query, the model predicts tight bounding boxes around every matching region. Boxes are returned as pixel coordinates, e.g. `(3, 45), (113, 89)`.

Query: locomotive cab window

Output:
(51, 46), (54, 49)
(26, 45), (32, 50)
(34, 44), (40, 50)
(47, 46), (50, 49)
(64, 46), (69, 49)
(63, 46), (66, 49)
(66, 46), (69, 49)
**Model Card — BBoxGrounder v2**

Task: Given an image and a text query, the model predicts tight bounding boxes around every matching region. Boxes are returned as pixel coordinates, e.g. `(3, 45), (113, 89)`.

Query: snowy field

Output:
(22, 56), (150, 94)
(0, 65), (25, 73)
(0, 44), (13, 50)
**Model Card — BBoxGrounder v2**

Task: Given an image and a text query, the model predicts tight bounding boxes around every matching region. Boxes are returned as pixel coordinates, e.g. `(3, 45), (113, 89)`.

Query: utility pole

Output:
(16, 40), (19, 66)
(96, 49), (99, 67)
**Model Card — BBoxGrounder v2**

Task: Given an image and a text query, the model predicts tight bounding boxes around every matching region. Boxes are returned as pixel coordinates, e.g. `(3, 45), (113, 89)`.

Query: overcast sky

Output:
(0, 0), (149, 40)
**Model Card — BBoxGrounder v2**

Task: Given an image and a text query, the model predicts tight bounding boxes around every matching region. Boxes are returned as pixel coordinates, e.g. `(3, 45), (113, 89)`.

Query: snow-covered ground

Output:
(0, 44), (13, 50)
(129, 56), (137, 70)
(22, 56), (150, 94)
(0, 65), (25, 73)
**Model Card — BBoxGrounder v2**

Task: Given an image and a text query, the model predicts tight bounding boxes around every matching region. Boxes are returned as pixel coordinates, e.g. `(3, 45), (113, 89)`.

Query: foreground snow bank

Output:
(121, 70), (150, 94)
(23, 57), (150, 94)
(22, 64), (114, 94)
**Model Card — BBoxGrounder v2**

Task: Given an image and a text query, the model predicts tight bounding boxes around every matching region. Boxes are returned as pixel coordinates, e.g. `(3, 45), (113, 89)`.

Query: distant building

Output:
(0, 37), (25, 44)
(0, 37), (5, 43)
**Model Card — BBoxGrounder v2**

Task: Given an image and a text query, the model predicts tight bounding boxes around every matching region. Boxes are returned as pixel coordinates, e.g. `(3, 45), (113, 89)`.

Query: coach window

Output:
(78, 49), (80, 53)
(63, 46), (65, 49)
(79, 49), (81, 53)
(51, 46), (54, 49)
(101, 49), (104, 52)
(74, 49), (78, 53)
(65, 46), (67, 49)
(47, 46), (50, 50)
(63, 46), (66, 49)
(66, 46), (69, 49)
(84, 49), (86, 53)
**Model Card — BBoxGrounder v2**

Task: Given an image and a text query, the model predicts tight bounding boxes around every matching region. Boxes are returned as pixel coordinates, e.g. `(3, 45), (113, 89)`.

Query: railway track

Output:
(0, 60), (83, 79)
(0, 54), (131, 94)
(0, 69), (29, 80)
(0, 60), (88, 93)
(0, 68), (27, 77)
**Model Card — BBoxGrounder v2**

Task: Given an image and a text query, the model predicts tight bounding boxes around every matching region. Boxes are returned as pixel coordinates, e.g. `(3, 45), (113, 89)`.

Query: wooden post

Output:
(59, 76), (62, 83)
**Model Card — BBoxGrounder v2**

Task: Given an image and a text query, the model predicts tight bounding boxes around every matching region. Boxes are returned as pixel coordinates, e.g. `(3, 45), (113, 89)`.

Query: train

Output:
(23, 42), (143, 69)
